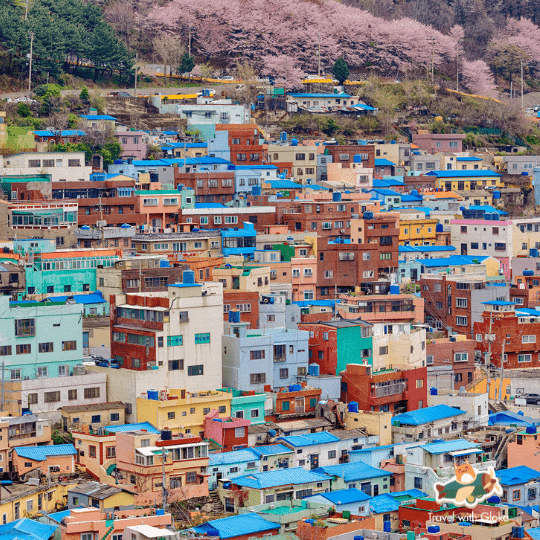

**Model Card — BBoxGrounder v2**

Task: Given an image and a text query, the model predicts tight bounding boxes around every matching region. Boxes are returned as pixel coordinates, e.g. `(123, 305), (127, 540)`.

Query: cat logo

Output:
(434, 460), (503, 509)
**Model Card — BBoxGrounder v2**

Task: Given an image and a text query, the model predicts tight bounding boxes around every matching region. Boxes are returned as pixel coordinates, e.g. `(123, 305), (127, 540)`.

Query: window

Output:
(188, 365), (204, 376)
(251, 409), (259, 418)
(62, 341), (77, 351)
(195, 333), (210, 344)
(426, 355), (434, 365)
(279, 368), (289, 379)
(0, 346), (11, 356)
(513, 490), (521, 501)
(28, 393), (38, 405)
(414, 477), (423, 490)
(186, 471), (197, 484)
(68, 389), (77, 400)
(454, 352), (468, 362)
(168, 412), (176, 420)
(10, 369), (21, 380)
(379, 346), (388, 355)
(168, 359), (184, 371)
(16, 344), (31, 355)
(523, 335), (536, 343)
(15, 318), (35, 337)
(518, 354), (532, 363)
(250, 350), (265, 360)
(110, 413), (120, 422)
(416, 379), (424, 388)
(456, 298), (468, 308)
(37, 366), (48, 378)
(456, 316), (467, 326)
(250, 373), (266, 384)
(45, 391), (60, 403)
(84, 388), (100, 399)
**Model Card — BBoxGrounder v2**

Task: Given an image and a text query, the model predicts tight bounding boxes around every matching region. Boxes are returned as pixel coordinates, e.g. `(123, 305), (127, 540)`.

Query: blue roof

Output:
(13, 443), (76, 461)
(267, 180), (302, 189)
(289, 93), (352, 98)
(420, 255), (488, 268)
(233, 467), (330, 489)
(195, 203), (227, 209)
(426, 170), (501, 178)
(313, 462), (389, 482)
(132, 159), (169, 166)
(34, 130), (86, 137)
(369, 188), (401, 197)
(467, 205), (508, 215)
(399, 245), (456, 253)
(45, 292), (106, 305)
(79, 114), (116, 121)
(104, 422), (160, 434)
(373, 178), (404, 188)
(235, 165), (279, 170)
(482, 300), (516, 306)
(193, 513), (279, 539)
(516, 308), (540, 317)
(304, 184), (329, 191)
(389, 489), (427, 499)
(497, 466), (540, 486)
(375, 159), (396, 167)
(277, 432), (340, 447)
(401, 194), (423, 202)
(393, 405), (466, 426)
(351, 103), (377, 111)
(248, 444), (292, 457)
(457, 157), (483, 161)
(313, 489), (371, 505)
(47, 510), (71, 523)
(369, 494), (400, 514)
(209, 449), (259, 466)
(527, 528), (540, 540)
(488, 411), (538, 428)
(0, 518), (57, 540)
(419, 439), (480, 455)
(191, 157), (231, 165)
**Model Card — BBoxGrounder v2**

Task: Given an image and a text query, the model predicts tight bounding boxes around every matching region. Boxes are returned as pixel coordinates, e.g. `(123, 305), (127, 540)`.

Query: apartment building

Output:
(181, 205), (277, 232)
(412, 133), (466, 153)
(135, 187), (195, 230)
(131, 231), (221, 258)
(214, 124), (267, 166)
(266, 144), (318, 184)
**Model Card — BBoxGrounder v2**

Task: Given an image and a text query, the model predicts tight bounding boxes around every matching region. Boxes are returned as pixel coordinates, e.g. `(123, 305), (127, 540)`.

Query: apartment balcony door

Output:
(295, 397), (305, 414)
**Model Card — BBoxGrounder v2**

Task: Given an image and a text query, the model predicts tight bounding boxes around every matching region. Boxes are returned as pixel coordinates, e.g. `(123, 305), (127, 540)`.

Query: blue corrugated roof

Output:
(193, 513), (279, 539)
(304, 184), (329, 191)
(401, 194), (423, 202)
(482, 300), (516, 306)
(79, 114), (116, 121)
(132, 159), (169, 166)
(488, 411), (537, 427)
(399, 245), (456, 253)
(375, 159), (396, 167)
(248, 444), (292, 457)
(351, 103), (377, 111)
(34, 130), (86, 137)
(209, 449), (259, 466)
(419, 439), (480, 455)
(195, 203), (227, 208)
(233, 467), (330, 488)
(497, 466), (540, 486)
(369, 494), (400, 514)
(267, 180), (302, 189)
(45, 292), (106, 305)
(527, 527), (540, 540)
(313, 462), (389, 482)
(235, 165), (279, 170)
(467, 205), (507, 214)
(191, 157), (231, 165)
(516, 308), (540, 317)
(393, 405), (466, 426)
(277, 432), (340, 447)
(369, 188), (401, 197)
(457, 157), (483, 161)
(420, 255), (488, 268)
(373, 178), (404, 188)
(0, 518), (58, 540)
(425, 170), (501, 177)
(314, 488), (371, 505)
(390, 489), (427, 499)
(104, 422), (160, 434)
(13, 444), (76, 461)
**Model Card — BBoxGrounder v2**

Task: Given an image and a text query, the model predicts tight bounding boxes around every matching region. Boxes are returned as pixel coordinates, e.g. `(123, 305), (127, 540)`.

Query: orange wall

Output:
(13, 453), (74, 476)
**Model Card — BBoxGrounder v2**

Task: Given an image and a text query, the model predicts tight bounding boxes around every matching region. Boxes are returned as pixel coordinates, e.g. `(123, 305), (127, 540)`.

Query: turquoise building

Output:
(25, 251), (120, 296)
(0, 296), (84, 381)
(220, 388), (267, 424)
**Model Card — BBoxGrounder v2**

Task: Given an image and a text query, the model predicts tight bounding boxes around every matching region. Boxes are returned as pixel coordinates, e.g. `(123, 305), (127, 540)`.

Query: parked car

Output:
(524, 393), (540, 405)
(16, 96), (37, 104)
(95, 358), (120, 369)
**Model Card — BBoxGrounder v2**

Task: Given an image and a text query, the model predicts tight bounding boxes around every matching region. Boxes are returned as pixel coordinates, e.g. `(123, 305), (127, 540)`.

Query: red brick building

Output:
(223, 291), (260, 329)
(270, 384), (322, 419)
(52, 179), (144, 228)
(179, 206), (277, 232)
(215, 124), (267, 166)
(174, 170), (235, 203)
(340, 363), (428, 414)
(474, 301), (540, 369)
(324, 144), (375, 170)
(426, 336), (476, 389)
(203, 409), (249, 452)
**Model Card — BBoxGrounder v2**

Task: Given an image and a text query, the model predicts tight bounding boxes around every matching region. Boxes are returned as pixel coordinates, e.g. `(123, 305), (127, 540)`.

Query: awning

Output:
(449, 449), (482, 457)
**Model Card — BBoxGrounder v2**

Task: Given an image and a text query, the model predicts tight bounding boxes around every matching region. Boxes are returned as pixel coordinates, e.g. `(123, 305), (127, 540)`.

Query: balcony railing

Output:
(373, 382), (406, 398)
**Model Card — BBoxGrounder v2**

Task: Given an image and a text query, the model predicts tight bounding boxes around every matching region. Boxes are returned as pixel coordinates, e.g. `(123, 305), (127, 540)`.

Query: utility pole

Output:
(25, 0), (29, 20)
(188, 29), (192, 57)
(456, 48), (459, 92)
(161, 450), (168, 514)
(431, 36), (435, 83)
(498, 339), (505, 402)
(1, 361), (5, 412)
(521, 60), (524, 111)
(486, 311), (494, 400)
(28, 31), (34, 98)
(134, 54), (138, 97)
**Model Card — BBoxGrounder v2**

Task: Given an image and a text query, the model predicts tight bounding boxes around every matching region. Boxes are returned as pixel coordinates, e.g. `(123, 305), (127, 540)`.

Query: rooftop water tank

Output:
(436, 223), (443, 233)
(390, 284), (400, 295)
(493, 190), (501, 200)
(161, 429), (172, 440)
(291, 138), (298, 146)
(308, 364), (320, 377)
(228, 310), (241, 323)
(148, 390), (159, 400)
(526, 426), (537, 434)
(289, 384), (301, 392)
(252, 186), (262, 196)
(81, 225), (91, 230)
(333, 192), (342, 202)
(430, 388), (438, 395)
(348, 401), (359, 413)
(524, 270), (534, 276)
(160, 259), (169, 268)
(518, 411), (524, 416)
(353, 154), (362, 163)
(183, 269), (195, 284)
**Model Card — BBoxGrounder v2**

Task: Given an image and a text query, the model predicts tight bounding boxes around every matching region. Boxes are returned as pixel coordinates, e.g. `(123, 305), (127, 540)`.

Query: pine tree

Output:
(332, 57), (350, 85)
(179, 52), (195, 74)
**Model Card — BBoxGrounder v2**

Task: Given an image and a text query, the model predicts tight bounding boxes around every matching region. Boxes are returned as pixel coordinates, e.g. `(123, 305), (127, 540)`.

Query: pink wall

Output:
(203, 410), (250, 447)
(13, 453), (74, 476)
(116, 131), (148, 160)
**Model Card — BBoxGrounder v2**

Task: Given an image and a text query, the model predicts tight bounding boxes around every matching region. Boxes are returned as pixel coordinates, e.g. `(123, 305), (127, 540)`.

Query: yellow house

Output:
(344, 410), (392, 446)
(0, 481), (77, 521)
(137, 389), (233, 436)
(398, 211), (439, 246)
(468, 376), (511, 400)
(212, 265), (271, 294)
(427, 170), (503, 191)
(68, 481), (135, 512)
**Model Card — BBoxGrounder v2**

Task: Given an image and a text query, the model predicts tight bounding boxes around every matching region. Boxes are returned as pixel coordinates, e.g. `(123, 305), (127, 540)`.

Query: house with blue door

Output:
(277, 432), (341, 469)
(497, 466), (540, 508)
(313, 462), (391, 494)
(249, 444), (294, 472)
(193, 513), (280, 540)
(304, 488), (371, 515)
(369, 494), (400, 531)
(208, 449), (260, 490)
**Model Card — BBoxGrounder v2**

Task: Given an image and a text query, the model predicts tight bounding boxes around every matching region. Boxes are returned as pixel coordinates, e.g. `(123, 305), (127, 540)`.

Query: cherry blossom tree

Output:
(262, 54), (305, 90)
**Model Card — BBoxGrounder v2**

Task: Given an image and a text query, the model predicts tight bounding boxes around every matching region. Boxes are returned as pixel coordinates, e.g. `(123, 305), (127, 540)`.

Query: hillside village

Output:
(7, 68), (540, 540)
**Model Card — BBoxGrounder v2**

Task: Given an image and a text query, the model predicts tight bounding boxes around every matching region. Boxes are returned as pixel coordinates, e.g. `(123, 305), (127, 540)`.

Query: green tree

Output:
(80, 86), (89, 102)
(179, 52), (195, 74)
(332, 57), (350, 84)
(17, 103), (31, 117)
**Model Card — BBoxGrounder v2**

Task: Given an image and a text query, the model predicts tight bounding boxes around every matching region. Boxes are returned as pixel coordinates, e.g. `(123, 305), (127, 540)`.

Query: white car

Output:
(15, 96), (37, 104)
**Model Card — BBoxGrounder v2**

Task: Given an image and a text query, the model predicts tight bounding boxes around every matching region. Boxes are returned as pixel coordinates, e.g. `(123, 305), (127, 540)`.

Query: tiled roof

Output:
(62, 401), (124, 413)
(233, 467), (330, 489)
(13, 444), (76, 461)
(193, 513), (280, 539)
(392, 404), (466, 426)
(68, 481), (123, 499)
(313, 462), (389, 482)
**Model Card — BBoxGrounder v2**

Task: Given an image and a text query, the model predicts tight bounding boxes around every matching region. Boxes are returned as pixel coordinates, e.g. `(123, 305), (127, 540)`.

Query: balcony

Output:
(372, 381), (406, 398)
(274, 355), (287, 363)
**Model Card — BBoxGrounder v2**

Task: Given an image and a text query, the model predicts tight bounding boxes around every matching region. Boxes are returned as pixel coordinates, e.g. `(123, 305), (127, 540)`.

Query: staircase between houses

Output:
(489, 400), (508, 413)
(209, 490), (224, 516)
(75, 465), (94, 481)
(101, 523), (115, 540)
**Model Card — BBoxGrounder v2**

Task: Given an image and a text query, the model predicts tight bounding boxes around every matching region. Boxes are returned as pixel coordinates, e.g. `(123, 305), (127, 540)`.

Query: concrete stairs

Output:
(209, 490), (224, 516)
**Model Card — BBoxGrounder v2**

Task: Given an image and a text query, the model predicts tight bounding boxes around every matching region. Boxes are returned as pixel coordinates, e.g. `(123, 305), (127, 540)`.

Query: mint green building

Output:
(0, 296), (84, 381)
(220, 388), (267, 424)
(25, 251), (120, 296)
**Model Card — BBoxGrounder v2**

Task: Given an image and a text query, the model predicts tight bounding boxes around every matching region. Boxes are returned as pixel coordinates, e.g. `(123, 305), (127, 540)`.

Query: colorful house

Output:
(313, 462), (391, 493)
(193, 513), (280, 540)
(203, 409), (250, 452)
(12, 444), (77, 480)
(67, 481), (135, 512)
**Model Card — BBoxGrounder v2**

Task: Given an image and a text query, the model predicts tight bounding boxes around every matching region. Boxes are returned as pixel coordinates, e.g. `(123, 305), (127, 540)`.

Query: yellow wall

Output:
(344, 411), (393, 445)
(435, 177), (503, 191)
(137, 390), (232, 434)
(468, 376), (511, 400)
(400, 219), (439, 245)
(100, 490), (135, 511)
